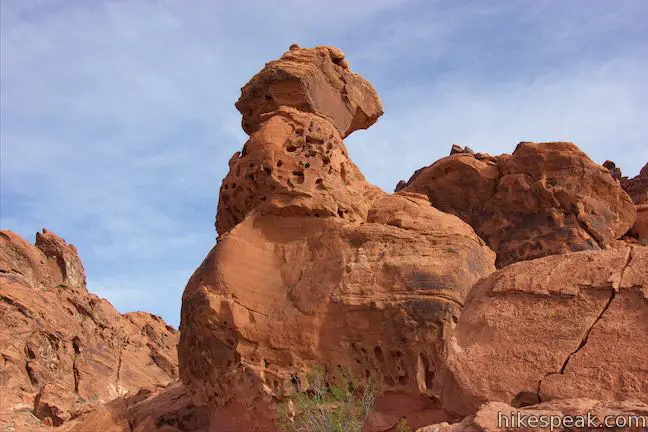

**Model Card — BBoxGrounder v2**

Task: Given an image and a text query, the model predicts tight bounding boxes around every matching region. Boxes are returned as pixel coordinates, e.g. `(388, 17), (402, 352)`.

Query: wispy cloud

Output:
(2, 0), (647, 327)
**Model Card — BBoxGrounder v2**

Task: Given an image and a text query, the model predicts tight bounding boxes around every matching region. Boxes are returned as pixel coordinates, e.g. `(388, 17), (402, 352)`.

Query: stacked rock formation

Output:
(0, 230), (182, 430)
(398, 142), (637, 267)
(179, 45), (497, 431)
(179, 46), (648, 432)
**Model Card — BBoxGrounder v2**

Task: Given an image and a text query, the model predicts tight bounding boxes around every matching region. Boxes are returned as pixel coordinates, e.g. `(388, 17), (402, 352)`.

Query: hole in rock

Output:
(304, 163), (311, 168)
(315, 178), (323, 184)
(374, 346), (385, 364)
(337, 209), (344, 218)
(286, 145), (297, 152)
(276, 160), (283, 167)
(264, 167), (272, 175)
(292, 171), (305, 184)
(511, 391), (540, 408)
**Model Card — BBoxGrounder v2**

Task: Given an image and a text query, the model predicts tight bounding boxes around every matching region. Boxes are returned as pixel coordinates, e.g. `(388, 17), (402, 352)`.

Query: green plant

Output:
(395, 417), (412, 432)
(277, 365), (379, 432)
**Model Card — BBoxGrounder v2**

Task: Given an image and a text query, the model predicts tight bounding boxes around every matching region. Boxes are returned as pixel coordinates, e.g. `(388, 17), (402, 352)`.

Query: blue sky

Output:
(2, 0), (647, 328)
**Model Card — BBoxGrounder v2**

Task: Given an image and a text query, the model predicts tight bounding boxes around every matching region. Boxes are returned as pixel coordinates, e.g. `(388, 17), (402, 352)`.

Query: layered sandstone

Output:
(0, 230), (179, 428)
(399, 142), (637, 267)
(180, 45), (496, 431)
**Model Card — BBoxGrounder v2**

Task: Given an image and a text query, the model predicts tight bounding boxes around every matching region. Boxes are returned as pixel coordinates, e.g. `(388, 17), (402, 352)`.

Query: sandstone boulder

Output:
(0, 229), (179, 428)
(182, 196), (495, 430)
(63, 382), (209, 432)
(236, 45), (383, 139)
(400, 142), (637, 267)
(180, 45), (496, 432)
(438, 246), (648, 417)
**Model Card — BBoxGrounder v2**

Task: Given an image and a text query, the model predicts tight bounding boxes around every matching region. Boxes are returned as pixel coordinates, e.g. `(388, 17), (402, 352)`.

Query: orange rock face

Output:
(216, 107), (383, 235)
(621, 162), (648, 205)
(621, 163), (648, 240)
(180, 45), (496, 431)
(400, 142), (637, 267)
(439, 246), (648, 417)
(63, 382), (209, 432)
(0, 230), (179, 428)
(235, 45), (383, 139)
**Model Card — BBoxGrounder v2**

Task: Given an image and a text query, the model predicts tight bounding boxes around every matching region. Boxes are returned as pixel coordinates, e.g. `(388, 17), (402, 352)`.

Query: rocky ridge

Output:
(0, 230), (206, 431)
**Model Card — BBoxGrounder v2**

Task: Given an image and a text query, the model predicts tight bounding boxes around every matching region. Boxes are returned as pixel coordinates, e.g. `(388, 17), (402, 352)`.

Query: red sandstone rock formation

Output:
(621, 162), (648, 205)
(399, 142), (637, 267)
(179, 45), (497, 432)
(0, 230), (180, 429)
(623, 162), (648, 240)
(235, 45), (383, 139)
(439, 246), (647, 417)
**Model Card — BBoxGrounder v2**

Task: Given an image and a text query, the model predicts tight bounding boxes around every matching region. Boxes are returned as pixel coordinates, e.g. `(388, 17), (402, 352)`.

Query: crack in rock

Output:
(536, 248), (634, 402)
(72, 336), (81, 394)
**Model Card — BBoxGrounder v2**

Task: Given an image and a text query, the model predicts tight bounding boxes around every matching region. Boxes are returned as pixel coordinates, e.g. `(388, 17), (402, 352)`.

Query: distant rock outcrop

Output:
(0, 229), (180, 429)
(623, 162), (648, 240)
(399, 142), (637, 267)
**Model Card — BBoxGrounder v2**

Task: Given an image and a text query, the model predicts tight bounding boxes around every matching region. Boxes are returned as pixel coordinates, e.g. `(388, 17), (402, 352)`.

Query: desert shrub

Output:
(395, 418), (413, 432)
(277, 365), (379, 432)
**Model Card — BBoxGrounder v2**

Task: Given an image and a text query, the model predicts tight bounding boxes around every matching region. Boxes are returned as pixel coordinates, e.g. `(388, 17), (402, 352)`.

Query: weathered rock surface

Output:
(180, 45), (496, 432)
(622, 162), (648, 240)
(400, 142), (637, 267)
(63, 382), (210, 432)
(439, 246), (648, 417)
(0, 229), (179, 428)
(235, 45), (383, 139)
(183, 197), (495, 430)
(216, 106), (383, 235)
(621, 162), (648, 205)
(417, 399), (648, 432)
